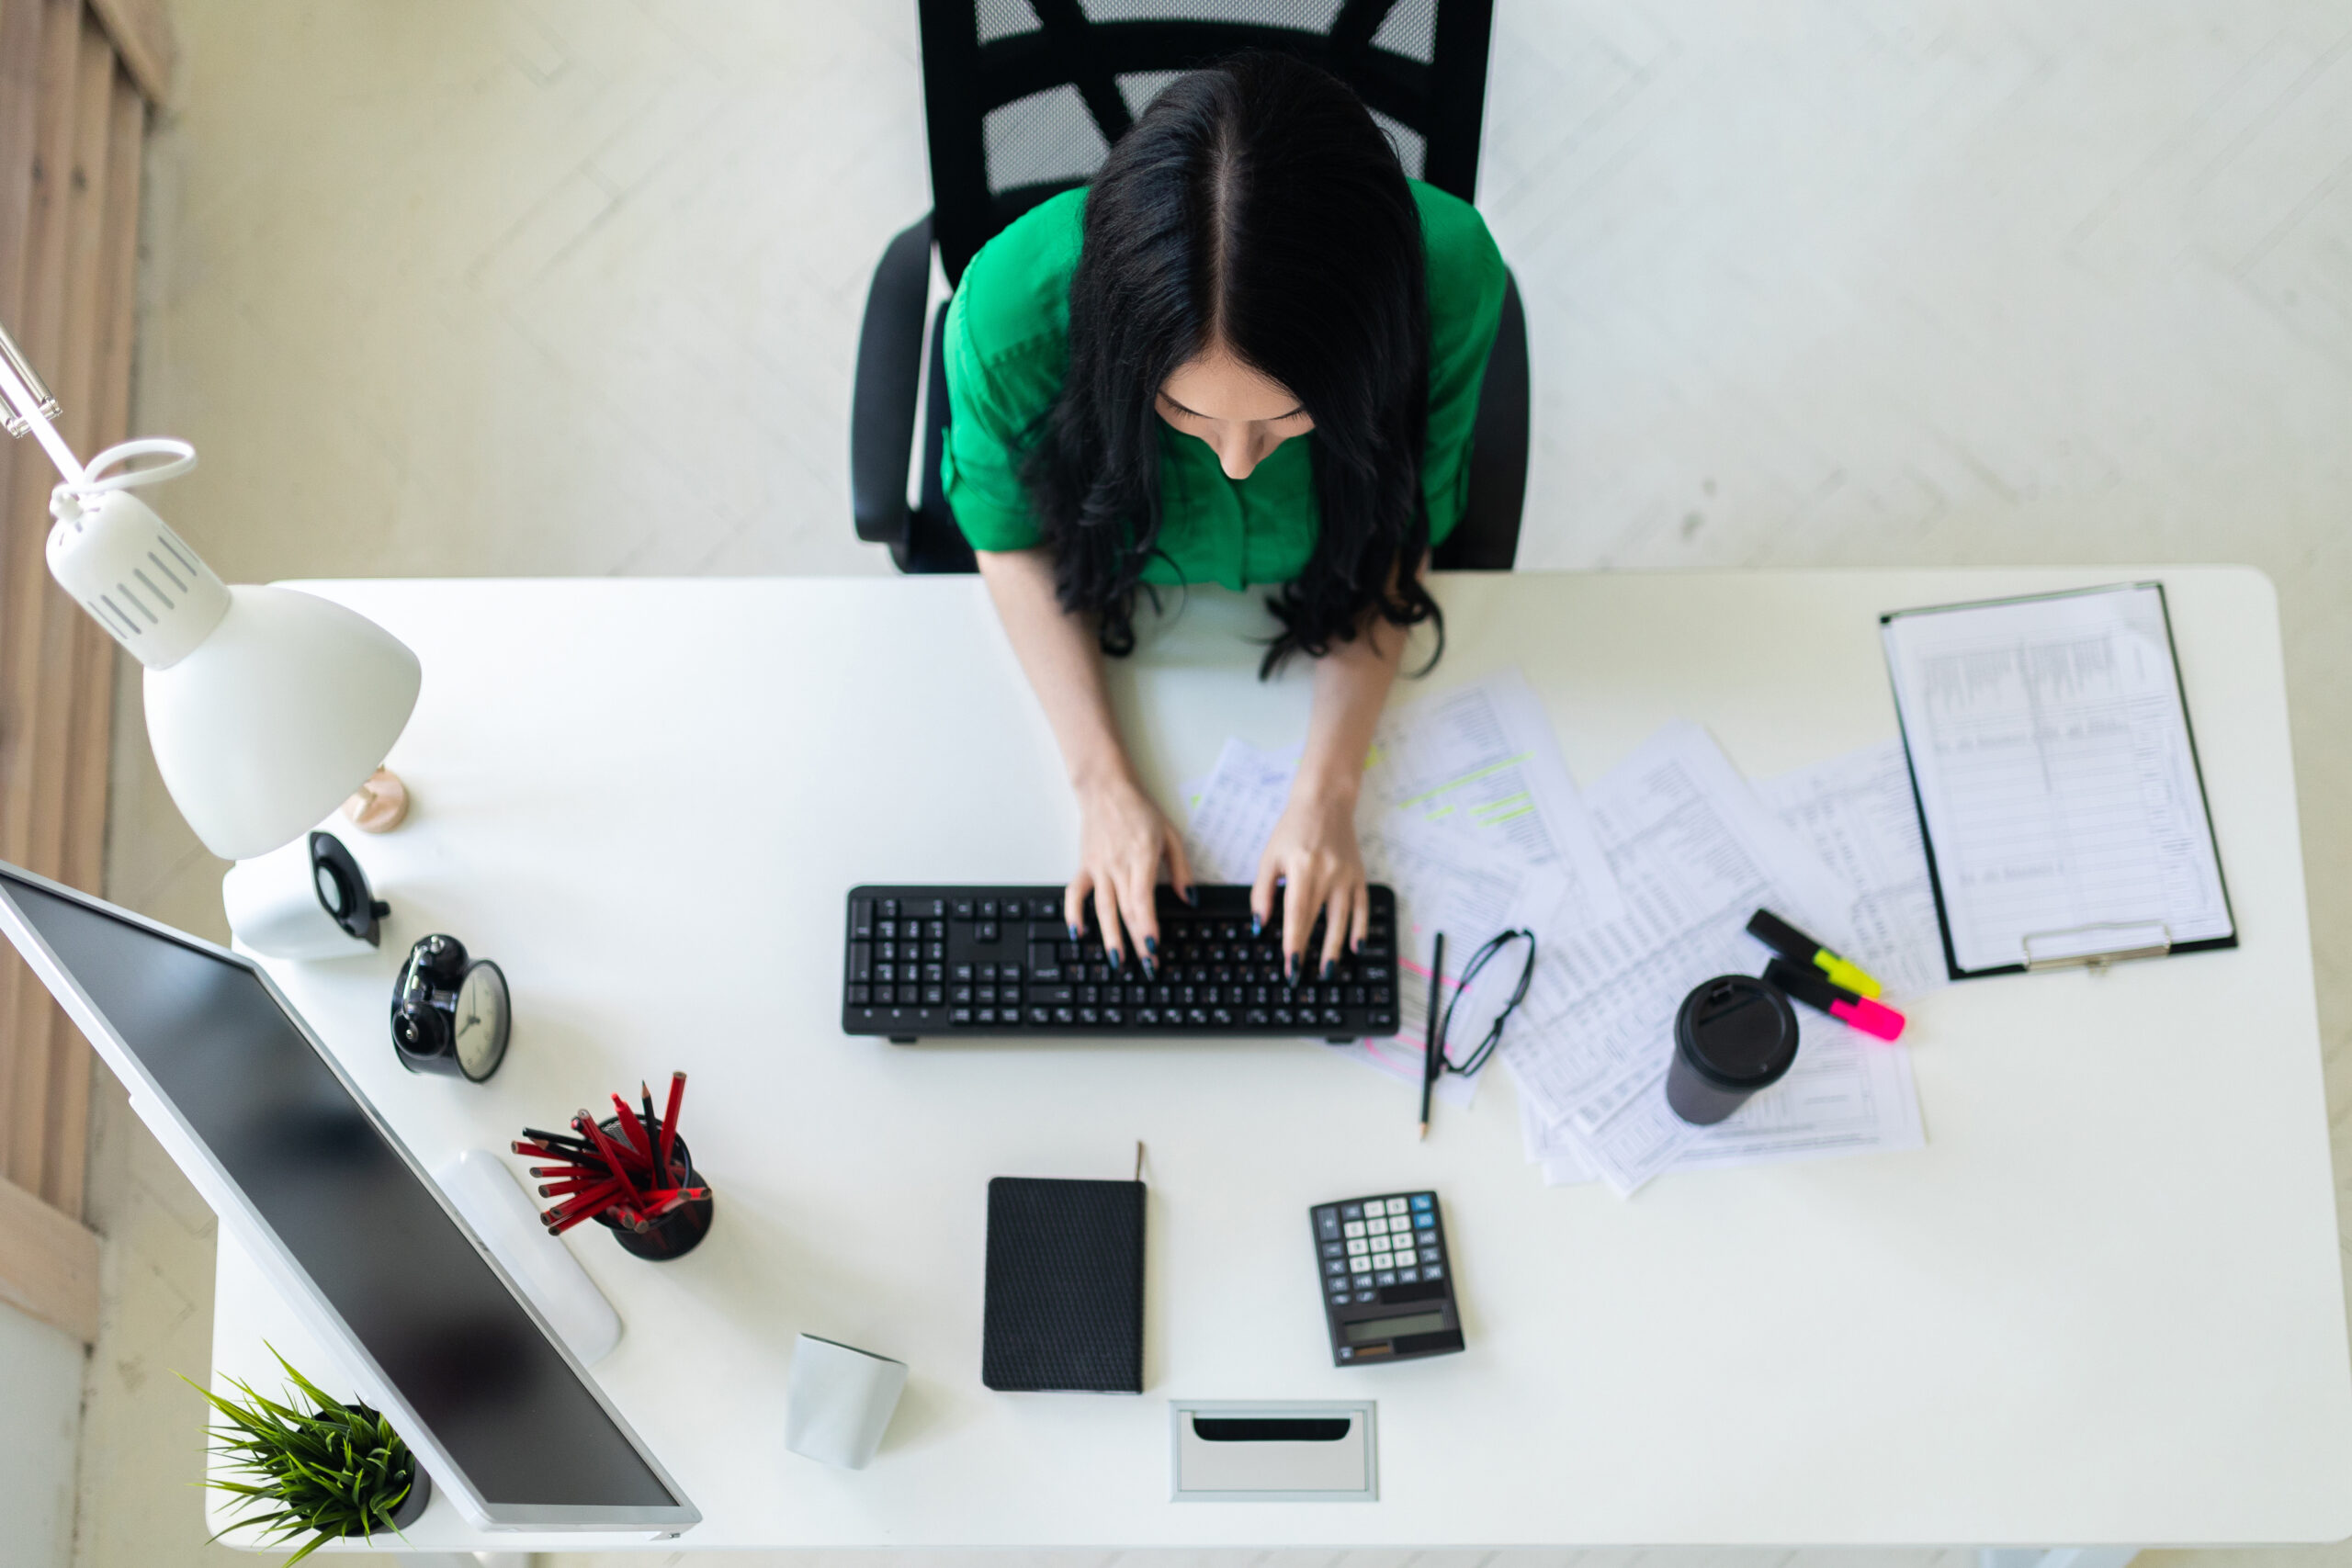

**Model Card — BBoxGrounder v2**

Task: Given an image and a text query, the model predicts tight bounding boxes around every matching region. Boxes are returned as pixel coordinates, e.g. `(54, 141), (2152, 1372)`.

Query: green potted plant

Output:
(187, 1348), (429, 1562)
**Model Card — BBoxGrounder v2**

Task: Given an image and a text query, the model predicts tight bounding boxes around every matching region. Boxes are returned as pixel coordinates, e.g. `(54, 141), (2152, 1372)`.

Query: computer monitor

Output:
(0, 863), (699, 1535)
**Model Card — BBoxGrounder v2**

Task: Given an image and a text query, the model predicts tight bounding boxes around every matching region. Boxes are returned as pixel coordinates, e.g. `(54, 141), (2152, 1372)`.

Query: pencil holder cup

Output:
(591, 1117), (714, 1261)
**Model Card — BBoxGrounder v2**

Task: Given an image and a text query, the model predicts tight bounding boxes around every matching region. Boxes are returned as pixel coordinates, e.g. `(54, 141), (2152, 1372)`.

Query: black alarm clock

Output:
(390, 933), (511, 1082)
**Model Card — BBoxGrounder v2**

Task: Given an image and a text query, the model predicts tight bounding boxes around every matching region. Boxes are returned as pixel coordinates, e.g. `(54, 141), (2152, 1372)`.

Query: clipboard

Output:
(1881, 581), (2237, 980)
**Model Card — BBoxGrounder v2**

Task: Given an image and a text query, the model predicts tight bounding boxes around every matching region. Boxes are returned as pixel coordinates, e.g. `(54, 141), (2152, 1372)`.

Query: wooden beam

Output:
(0, 1171), (98, 1343)
(82, 0), (165, 106)
(43, 68), (141, 1223)
(0, 0), (84, 1201)
(0, 0), (45, 1209)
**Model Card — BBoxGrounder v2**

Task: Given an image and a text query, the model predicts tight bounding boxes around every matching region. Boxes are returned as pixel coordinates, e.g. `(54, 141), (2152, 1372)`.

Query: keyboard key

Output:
(1246, 1008), (1269, 1025)
(1322, 1007), (1344, 1026)
(975, 1008), (994, 1023)
(879, 898), (899, 919)
(1211, 1008), (1234, 1026)
(1136, 1007), (1159, 1025)
(954, 900), (975, 919)
(850, 899), (874, 940)
(1186, 1007), (1208, 1026)
(847, 985), (870, 1005)
(953, 986), (973, 1004)
(924, 986), (944, 1004)
(1079, 1007), (1099, 1025)
(1054, 1007), (1076, 1024)
(1028, 1007), (1049, 1026)
(978, 899), (998, 919)
(848, 942), (873, 981)
(951, 1008), (972, 1024)
(1102, 1008), (1123, 1025)
(977, 921), (1000, 942)
(1000, 964), (1022, 984)
(1273, 1008), (1294, 1026)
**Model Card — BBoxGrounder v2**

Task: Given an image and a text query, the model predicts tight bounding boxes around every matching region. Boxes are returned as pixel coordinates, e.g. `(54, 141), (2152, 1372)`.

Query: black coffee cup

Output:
(1667, 975), (1800, 1125)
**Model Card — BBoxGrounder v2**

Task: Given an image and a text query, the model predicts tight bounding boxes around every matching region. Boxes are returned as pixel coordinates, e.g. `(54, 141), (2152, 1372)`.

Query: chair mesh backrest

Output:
(921, 0), (1490, 284)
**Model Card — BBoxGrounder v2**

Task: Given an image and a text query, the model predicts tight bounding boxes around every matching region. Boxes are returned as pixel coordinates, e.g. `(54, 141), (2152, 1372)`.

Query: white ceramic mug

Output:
(783, 1334), (907, 1470)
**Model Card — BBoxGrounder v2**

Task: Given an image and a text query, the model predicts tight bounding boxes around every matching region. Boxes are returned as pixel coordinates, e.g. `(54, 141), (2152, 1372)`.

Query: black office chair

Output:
(850, 0), (1526, 577)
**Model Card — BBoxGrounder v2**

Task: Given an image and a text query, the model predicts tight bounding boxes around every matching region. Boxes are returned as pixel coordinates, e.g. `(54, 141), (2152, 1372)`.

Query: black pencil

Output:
(1418, 932), (1446, 1141)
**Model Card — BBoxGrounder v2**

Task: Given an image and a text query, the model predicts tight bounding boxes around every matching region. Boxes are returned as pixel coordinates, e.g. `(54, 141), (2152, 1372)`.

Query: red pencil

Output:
(610, 1094), (654, 1165)
(658, 1071), (684, 1179)
(573, 1111), (644, 1192)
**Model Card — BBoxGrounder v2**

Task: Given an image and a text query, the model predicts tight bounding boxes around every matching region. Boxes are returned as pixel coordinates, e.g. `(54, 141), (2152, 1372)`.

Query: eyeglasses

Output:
(1434, 928), (1537, 1077)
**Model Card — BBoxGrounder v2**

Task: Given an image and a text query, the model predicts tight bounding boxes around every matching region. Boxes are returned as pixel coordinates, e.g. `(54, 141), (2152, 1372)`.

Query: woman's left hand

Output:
(1250, 776), (1369, 983)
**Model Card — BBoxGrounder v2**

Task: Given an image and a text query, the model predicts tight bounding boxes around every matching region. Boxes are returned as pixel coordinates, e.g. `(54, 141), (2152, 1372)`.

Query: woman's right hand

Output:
(1069, 771), (1193, 974)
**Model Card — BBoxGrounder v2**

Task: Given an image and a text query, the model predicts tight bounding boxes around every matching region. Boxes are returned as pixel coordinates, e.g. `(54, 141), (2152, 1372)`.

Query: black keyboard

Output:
(842, 885), (1399, 1042)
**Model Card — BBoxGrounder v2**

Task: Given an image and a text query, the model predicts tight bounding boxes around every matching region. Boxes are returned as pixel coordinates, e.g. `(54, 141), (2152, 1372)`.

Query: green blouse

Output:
(940, 180), (1507, 590)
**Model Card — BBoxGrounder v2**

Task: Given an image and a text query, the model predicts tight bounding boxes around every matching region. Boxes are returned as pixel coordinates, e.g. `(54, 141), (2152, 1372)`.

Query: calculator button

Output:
(1343, 1220), (1365, 1238)
(1421, 1263), (1442, 1280)
(1393, 1247), (1416, 1266)
(1396, 1268), (1419, 1282)
(1346, 1238), (1368, 1256)
(1316, 1210), (1340, 1238)
(1410, 1193), (1432, 1211)
(1340, 1202), (1363, 1220)
(1414, 1212), (1435, 1229)
(1321, 1241), (1344, 1258)
(1353, 1291), (1376, 1304)
(1365, 1216), (1388, 1235)
(1371, 1237), (1392, 1256)
(1350, 1257), (1372, 1275)
(1324, 1258), (1348, 1277)
(1374, 1269), (1397, 1286)
(1385, 1197), (1408, 1215)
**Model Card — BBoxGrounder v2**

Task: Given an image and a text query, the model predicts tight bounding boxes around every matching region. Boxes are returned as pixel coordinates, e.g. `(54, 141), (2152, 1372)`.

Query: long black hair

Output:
(1021, 51), (1442, 676)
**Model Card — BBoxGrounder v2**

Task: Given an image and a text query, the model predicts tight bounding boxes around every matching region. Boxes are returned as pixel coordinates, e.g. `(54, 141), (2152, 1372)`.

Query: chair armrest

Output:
(851, 214), (934, 546)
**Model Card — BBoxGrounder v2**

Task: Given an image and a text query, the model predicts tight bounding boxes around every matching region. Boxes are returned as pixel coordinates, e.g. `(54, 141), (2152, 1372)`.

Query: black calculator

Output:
(1310, 1190), (1464, 1365)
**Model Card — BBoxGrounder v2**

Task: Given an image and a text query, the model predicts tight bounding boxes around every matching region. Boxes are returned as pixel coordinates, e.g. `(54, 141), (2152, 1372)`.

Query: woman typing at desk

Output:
(946, 53), (1505, 982)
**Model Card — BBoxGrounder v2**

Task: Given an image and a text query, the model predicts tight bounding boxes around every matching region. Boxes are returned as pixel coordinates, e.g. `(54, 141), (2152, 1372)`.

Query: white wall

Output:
(0, 1301), (83, 1568)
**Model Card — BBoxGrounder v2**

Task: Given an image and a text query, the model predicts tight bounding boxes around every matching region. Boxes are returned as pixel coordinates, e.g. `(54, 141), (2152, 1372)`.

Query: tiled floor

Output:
(75, 0), (2352, 1563)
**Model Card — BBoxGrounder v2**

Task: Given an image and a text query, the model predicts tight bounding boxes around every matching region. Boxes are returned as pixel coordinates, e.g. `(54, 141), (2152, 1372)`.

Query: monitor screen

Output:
(0, 869), (680, 1511)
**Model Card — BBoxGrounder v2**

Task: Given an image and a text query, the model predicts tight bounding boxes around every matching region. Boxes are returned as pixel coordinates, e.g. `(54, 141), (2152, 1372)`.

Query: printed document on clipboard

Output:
(1881, 582), (2235, 978)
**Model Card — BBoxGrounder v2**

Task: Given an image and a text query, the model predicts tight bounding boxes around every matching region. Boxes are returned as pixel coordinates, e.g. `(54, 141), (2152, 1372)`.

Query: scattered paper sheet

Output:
(1755, 739), (1949, 1001)
(1363, 670), (1626, 930)
(1501, 722), (1867, 1194)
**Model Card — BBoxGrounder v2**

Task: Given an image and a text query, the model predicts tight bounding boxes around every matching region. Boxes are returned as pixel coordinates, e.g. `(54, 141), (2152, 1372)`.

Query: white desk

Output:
(211, 569), (2352, 1551)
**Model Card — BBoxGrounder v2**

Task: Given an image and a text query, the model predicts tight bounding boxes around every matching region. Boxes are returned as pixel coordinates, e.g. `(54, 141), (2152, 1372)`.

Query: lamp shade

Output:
(143, 583), (422, 861)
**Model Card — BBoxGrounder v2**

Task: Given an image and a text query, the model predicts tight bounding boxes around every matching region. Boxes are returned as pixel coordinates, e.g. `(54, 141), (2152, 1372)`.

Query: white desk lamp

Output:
(0, 321), (420, 862)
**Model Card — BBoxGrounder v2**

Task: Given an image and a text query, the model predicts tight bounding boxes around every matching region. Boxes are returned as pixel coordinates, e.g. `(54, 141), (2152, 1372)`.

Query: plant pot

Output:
(345, 1403), (430, 1532)
(386, 1463), (431, 1529)
(591, 1119), (714, 1261)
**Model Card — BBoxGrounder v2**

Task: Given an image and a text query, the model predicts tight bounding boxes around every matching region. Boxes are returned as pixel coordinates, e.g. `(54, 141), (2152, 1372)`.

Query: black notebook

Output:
(981, 1176), (1144, 1393)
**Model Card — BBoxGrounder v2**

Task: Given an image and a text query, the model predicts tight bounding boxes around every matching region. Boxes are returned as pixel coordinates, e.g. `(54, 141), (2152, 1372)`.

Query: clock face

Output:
(453, 960), (511, 1082)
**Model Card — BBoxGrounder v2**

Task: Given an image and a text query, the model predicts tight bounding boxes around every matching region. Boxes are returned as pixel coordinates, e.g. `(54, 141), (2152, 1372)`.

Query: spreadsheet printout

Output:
(1882, 583), (2233, 976)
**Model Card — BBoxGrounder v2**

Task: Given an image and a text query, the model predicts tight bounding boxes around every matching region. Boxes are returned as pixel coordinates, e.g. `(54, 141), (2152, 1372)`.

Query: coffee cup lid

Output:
(1675, 976), (1799, 1089)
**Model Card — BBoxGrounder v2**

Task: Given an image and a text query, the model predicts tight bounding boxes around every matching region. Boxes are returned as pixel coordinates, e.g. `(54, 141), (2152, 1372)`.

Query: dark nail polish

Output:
(1322, 958), (1336, 981)
(1288, 953), (1302, 981)
(1250, 914), (1263, 937)
(1142, 955), (1157, 978)
(1069, 923), (1082, 942)
(1184, 886), (1199, 905)
(1146, 935), (1159, 954)
(1109, 948), (1124, 969)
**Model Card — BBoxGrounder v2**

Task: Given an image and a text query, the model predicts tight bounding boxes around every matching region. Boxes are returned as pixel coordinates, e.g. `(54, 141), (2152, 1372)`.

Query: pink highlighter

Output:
(1763, 957), (1905, 1042)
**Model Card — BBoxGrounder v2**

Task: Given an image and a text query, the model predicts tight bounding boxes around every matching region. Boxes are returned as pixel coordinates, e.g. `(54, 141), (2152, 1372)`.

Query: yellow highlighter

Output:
(1747, 908), (1883, 998)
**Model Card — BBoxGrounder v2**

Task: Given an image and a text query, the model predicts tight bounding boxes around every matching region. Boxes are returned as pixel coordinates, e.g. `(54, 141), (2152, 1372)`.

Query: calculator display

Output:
(1310, 1190), (1464, 1365)
(1345, 1310), (1449, 1344)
